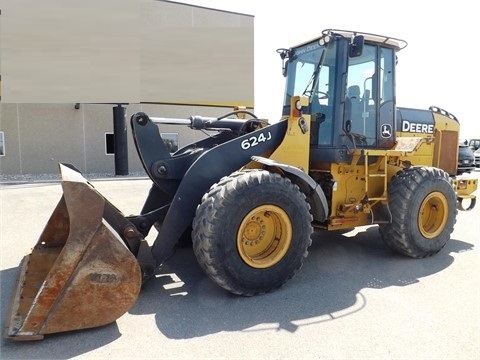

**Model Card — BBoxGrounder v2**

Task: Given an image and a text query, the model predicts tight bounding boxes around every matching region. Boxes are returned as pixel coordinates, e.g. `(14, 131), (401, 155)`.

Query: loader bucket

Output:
(4, 164), (142, 341)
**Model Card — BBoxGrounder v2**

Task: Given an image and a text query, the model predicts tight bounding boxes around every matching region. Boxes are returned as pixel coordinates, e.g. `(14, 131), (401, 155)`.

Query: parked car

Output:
(457, 145), (475, 174)
(469, 138), (480, 151)
(474, 147), (480, 168)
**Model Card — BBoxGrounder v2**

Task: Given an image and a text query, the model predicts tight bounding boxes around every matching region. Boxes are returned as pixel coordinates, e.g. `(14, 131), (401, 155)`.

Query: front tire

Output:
(192, 170), (313, 296)
(379, 166), (457, 258)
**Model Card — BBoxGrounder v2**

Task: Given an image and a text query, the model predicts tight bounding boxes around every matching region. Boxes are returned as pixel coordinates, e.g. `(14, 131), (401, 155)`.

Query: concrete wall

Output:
(1, 8), (2, 100)
(0, 0), (254, 105)
(0, 103), (241, 175)
(0, 1), (254, 175)
(142, 1), (254, 105)
(1, 0), (139, 103)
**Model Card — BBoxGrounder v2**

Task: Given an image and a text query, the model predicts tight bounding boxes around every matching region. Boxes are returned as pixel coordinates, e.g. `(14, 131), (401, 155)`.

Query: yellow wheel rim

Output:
(237, 205), (292, 268)
(418, 191), (448, 239)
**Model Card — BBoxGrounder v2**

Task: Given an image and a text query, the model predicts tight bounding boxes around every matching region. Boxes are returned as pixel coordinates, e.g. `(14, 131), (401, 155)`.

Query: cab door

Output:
(345, 44), (396, 149)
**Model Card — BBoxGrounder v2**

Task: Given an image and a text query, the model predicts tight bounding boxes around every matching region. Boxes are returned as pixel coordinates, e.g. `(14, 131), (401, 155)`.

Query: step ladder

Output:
(350, 149), (392, 224)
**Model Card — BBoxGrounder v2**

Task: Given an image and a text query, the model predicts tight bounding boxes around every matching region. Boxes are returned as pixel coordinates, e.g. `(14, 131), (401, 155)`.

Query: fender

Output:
(251, 156), (329, 222)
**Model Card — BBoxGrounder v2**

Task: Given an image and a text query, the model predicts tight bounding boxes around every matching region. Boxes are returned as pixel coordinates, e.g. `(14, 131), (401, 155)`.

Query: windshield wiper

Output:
(302, 48), (326, 96)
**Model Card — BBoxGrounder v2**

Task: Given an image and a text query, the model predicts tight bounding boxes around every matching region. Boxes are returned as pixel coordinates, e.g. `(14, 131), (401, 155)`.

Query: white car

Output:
(468, 138), (480, 151)
(474, 147), (480, 168)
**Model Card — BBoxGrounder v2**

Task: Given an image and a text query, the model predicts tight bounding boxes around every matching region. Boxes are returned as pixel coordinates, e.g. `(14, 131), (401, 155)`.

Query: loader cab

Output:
(281, 29), (407, 164)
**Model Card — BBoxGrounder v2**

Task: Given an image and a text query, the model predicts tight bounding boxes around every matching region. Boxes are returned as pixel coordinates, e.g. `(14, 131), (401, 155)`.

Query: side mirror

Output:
(349, 35), (364, 57)
(282, 61), (289, 77)
(277, 48), (290, 77)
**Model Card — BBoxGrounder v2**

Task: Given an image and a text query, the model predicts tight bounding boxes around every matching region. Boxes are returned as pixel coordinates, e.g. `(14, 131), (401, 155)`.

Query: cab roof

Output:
(293, 29), (408, 51)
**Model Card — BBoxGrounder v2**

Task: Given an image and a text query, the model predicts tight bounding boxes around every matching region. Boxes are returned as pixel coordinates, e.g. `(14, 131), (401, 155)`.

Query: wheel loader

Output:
(4, 29), (477, 341)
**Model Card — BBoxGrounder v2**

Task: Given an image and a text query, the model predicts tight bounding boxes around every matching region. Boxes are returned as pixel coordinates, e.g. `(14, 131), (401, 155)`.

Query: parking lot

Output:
(1, 170), (479, 359)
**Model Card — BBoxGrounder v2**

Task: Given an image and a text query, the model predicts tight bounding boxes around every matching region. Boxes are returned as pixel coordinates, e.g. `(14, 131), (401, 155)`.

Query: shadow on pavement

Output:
(134, 226), (474, 338)
(0, 226), (473, 357)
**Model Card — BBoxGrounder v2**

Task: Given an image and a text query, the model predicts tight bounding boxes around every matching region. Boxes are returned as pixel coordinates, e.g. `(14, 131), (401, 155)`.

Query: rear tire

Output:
(192, 170), (313, 296)
(379, 166), (457, 258)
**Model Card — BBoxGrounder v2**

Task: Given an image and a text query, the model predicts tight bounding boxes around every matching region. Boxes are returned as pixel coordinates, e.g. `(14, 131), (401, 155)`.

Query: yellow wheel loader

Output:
(4, 29), (477, 340)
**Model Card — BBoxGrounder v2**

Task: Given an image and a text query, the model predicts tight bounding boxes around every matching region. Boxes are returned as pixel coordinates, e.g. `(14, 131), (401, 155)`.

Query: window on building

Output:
(161, 133), (178, 153)
(0, 131), (5, 156)
(105, 133), (114, 155)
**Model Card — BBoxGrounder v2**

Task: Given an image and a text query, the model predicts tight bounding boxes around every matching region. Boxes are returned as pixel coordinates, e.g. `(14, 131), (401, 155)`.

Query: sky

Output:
(180, 0), (479, 139)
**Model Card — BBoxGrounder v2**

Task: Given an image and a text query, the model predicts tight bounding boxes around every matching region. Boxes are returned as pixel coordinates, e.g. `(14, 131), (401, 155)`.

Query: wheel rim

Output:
(237, 205), (292, 268)
(418, 191), (448, 239)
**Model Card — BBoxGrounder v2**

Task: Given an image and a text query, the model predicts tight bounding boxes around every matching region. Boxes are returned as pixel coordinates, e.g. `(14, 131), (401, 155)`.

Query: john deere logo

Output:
(381, 124), (392, 138)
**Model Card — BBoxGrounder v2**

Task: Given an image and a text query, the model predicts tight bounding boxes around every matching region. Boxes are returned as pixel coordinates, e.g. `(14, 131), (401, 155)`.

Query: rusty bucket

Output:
(4, 164), (142, 341)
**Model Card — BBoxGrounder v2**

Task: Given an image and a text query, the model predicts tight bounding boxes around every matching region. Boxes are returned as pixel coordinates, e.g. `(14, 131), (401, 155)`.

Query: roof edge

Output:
(157, 0), (254, 18)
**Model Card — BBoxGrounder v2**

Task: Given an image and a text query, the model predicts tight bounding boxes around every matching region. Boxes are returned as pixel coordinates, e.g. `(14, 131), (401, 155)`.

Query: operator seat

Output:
(347, 85), (362, 132)
(309, 93), (332, 146)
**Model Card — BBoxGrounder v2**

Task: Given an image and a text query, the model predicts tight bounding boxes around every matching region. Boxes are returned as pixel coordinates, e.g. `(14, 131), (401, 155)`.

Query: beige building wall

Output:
(0, 0), (253, 105)
(142, 1), (254, 105)
(1, 0), (139, 103)
(1, 8), (2, 100)
(0, 103), (246, 175)
(0, 1), (254, 176)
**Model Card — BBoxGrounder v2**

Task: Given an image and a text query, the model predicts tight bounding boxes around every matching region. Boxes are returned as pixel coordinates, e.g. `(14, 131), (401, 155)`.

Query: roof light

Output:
(318, 34), (331, 46)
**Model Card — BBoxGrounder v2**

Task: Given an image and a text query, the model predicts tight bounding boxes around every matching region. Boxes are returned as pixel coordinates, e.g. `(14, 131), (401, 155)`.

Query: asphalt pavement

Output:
(1, 171), (479, 359)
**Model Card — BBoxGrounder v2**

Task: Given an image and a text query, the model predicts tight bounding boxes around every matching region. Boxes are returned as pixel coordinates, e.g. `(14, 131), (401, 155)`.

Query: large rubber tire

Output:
(379, 166), (457, 258)
(192, 170), (313, 296)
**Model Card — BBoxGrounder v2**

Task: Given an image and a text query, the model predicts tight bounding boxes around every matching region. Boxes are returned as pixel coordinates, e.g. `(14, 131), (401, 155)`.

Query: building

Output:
(0, 0), (254, 176)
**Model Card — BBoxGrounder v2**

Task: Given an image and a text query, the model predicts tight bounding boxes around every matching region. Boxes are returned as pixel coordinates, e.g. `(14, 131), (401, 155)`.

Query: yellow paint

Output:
(267, 96), (311, 172)
(454, 178), (478, 198)
(245, 101), (476, 229)
(236, 204), (292, 268)
(323, 153), (391, 230)
(431, 111), (460, 133)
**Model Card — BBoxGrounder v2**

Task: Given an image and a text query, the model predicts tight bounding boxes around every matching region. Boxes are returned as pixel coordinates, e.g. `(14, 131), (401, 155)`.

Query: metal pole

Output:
(113, 104), (129, 175)
(149, 117), (192, 125)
